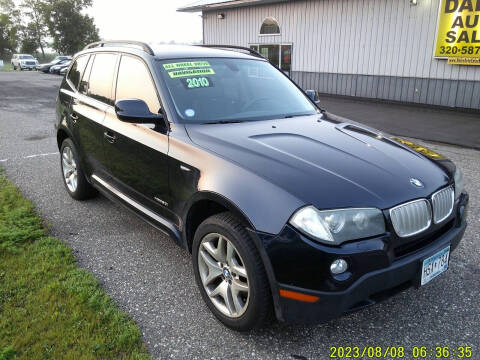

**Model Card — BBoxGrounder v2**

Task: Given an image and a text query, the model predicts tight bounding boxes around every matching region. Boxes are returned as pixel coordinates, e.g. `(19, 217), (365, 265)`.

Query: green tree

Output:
(20, 0), (48, 56)
(0, 0), (20, 58)
(19, 22), (39, 54)
(43, 0), (99, 55)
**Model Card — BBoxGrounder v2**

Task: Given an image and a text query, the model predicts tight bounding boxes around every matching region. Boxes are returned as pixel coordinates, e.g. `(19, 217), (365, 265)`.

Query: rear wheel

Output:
(60, 138), (97, 200)
(192, 212), (272, 331)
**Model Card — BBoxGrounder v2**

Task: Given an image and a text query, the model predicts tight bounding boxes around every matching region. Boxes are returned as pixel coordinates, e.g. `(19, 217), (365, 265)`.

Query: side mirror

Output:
(115, 99), (163, 123)
(305, 89), (321, 106)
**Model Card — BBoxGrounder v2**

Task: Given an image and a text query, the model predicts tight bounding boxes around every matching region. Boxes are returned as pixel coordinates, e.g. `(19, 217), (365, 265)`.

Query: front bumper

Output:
(20, 64), (37, 69)
(255, 193), (469, 324)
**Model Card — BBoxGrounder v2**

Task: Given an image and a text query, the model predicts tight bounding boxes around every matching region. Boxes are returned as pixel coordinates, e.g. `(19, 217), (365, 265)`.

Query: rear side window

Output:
(67, 55), (89, 90)
(79, 55), (94, 95)
(87, 53), (117, 105)
(115, 55), (160, 113)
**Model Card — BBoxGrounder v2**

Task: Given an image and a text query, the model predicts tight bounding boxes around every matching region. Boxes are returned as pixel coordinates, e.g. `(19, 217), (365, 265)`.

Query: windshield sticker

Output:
(168, 68), (215, 78)
(185, 109), (195, 117)
(181, 77), (213, 89)
(163, 61), (211, 70)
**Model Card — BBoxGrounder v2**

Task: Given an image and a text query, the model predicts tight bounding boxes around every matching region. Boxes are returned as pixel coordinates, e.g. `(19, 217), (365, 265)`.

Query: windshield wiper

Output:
(203, 120), (245, 125)
(283, 113), (314, 119)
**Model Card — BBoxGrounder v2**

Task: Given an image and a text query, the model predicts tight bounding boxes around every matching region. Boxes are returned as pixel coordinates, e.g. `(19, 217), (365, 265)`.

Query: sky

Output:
(84, 0), (203, 44)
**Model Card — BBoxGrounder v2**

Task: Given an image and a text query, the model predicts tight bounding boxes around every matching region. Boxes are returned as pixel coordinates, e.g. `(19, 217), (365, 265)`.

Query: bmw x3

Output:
(55, 41), (469, 331)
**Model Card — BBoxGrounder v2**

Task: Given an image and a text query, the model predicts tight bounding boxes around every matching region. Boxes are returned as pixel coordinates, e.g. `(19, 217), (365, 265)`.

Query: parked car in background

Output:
(37, 56), (71, 73)
(59, 66), (69, 76)
(50, 60), (71, 75)
(11, 54), (38, 70)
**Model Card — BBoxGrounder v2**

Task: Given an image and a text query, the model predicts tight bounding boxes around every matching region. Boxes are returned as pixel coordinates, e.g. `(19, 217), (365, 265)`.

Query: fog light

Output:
(330, 259), (348, 275)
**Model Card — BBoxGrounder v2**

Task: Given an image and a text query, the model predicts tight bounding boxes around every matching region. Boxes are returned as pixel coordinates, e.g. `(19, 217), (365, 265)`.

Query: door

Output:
(103, 54), (172, 221)
(252, 44), (292, 77)
(70, 53), (117, 176)
(259, 44), (280, 67)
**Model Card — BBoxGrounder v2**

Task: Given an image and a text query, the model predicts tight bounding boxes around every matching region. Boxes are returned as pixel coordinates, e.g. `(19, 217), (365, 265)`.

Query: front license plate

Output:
(421, 246), (450, 286)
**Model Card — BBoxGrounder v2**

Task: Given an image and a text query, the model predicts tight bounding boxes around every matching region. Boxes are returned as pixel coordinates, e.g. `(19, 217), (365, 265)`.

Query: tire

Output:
(192, 212), (272, 331)
(13, 65), (16, 70)
(60, 138), (97, 200)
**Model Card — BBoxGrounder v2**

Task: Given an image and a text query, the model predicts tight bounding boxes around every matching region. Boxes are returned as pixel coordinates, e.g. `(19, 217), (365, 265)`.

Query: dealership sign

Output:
(435, 0), (480, 64)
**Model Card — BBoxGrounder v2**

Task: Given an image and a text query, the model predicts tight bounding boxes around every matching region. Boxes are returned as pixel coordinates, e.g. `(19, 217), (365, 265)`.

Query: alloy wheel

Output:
(62, 146), (78, 192)
(197, 233), (250, 318)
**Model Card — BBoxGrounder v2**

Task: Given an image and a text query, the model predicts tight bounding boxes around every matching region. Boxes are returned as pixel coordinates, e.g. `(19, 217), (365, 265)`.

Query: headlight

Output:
(454, 168), (464, 200)
(290, 206), (386, 245)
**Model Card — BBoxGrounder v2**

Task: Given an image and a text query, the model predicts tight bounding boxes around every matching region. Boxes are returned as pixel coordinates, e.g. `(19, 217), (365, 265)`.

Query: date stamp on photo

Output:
(329, 346), (472, 359)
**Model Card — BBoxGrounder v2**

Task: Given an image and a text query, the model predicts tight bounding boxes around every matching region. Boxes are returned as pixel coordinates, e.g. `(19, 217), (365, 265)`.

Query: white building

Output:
(178, 0), (480, 110)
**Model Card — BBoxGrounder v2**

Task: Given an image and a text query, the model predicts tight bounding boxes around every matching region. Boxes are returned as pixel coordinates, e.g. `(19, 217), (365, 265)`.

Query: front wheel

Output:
(192, 212), (272, 331)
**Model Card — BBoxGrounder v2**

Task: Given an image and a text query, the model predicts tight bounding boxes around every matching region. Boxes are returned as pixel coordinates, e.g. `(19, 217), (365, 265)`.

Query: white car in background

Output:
(11, 54), (39, 70)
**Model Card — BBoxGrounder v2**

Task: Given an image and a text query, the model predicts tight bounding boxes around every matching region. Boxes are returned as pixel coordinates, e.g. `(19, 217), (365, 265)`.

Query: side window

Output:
(79, 55), (94, 95)
(87, 53), (117, 105)
(67, 55), (89, 90)
(116, 55), (161, 114)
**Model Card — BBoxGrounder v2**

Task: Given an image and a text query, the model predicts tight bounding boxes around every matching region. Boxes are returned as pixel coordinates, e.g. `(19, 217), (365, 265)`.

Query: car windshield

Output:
(20, 55), (34, 59)
(157, 58), (318, 123)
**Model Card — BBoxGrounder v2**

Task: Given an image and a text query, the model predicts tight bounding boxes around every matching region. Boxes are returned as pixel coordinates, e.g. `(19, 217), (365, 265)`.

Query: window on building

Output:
(260, 17), (280, 35)
(250, 44), (292, 75)
(281, 45), (291, 72)
(259, 45), (280, 66)
(116, 55), (161, 114)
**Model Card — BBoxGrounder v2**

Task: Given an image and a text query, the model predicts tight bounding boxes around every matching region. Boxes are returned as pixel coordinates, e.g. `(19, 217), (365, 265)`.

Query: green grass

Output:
(0, 172), (151, 360)
(0, 64), (14, 72)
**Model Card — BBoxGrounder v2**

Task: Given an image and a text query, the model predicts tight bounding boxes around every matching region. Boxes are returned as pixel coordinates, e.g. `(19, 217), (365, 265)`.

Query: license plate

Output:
(421, 246), (450, 286)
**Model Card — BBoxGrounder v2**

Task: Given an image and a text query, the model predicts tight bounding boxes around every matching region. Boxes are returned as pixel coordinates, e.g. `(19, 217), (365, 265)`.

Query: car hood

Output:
(185, 113), (453, 210)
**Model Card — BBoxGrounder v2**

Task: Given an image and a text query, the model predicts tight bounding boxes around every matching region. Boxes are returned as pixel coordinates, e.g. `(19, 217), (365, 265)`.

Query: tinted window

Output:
(87, 53), (117, 105)
(67, 55), (89, 89)
(79, 55), (94, 95)
(116, 55), (160, 113)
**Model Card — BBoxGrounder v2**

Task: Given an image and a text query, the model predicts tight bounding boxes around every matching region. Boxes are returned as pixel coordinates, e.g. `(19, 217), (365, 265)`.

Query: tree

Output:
(20, 0), (48, 56)
(43, 0), (99, 55)
(19, 22), (39, 54)
(0, 0), (21, 58)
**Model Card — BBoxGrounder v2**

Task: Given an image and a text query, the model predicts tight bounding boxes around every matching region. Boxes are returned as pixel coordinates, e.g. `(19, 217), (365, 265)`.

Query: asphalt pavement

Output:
(320, 95), (480, 150)
(0, 71), (479, 360)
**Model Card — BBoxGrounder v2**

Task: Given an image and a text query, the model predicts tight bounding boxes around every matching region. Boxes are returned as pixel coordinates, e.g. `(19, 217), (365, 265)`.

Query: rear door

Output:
(103, 54), (172, 222)
(71, 52), (118, 177)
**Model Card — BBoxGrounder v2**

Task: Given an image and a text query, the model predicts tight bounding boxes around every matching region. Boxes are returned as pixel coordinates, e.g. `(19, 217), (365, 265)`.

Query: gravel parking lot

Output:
(0, 71), (478, 359)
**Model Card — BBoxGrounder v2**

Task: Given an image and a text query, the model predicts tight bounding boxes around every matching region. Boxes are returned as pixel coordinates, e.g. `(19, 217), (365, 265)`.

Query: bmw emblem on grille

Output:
(410, 178), (424, 188)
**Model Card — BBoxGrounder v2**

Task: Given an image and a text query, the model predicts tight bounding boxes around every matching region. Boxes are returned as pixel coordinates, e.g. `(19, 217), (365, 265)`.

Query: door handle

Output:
(104, 131), (117, 143)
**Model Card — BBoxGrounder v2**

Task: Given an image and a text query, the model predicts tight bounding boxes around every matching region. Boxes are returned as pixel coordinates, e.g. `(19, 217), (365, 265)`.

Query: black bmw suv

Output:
(56, 41), (469, 331)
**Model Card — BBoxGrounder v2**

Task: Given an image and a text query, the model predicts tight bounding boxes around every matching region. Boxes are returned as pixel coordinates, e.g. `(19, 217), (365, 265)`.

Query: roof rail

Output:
(197, 44), (264, 59)
(84, 40), (154, 56)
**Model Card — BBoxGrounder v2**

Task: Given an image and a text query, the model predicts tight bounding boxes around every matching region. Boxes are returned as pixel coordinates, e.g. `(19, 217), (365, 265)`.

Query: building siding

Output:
(202, 0), (480, 110)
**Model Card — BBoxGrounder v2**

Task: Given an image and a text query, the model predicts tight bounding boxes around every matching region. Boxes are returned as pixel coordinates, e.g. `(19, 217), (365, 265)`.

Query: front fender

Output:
(168, 130), (304, 236)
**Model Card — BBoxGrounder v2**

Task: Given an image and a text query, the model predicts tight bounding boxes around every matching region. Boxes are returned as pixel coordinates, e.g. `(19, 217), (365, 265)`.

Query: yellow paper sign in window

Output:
(168, 68), (215, 78)
(434, 0), (480, 59)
